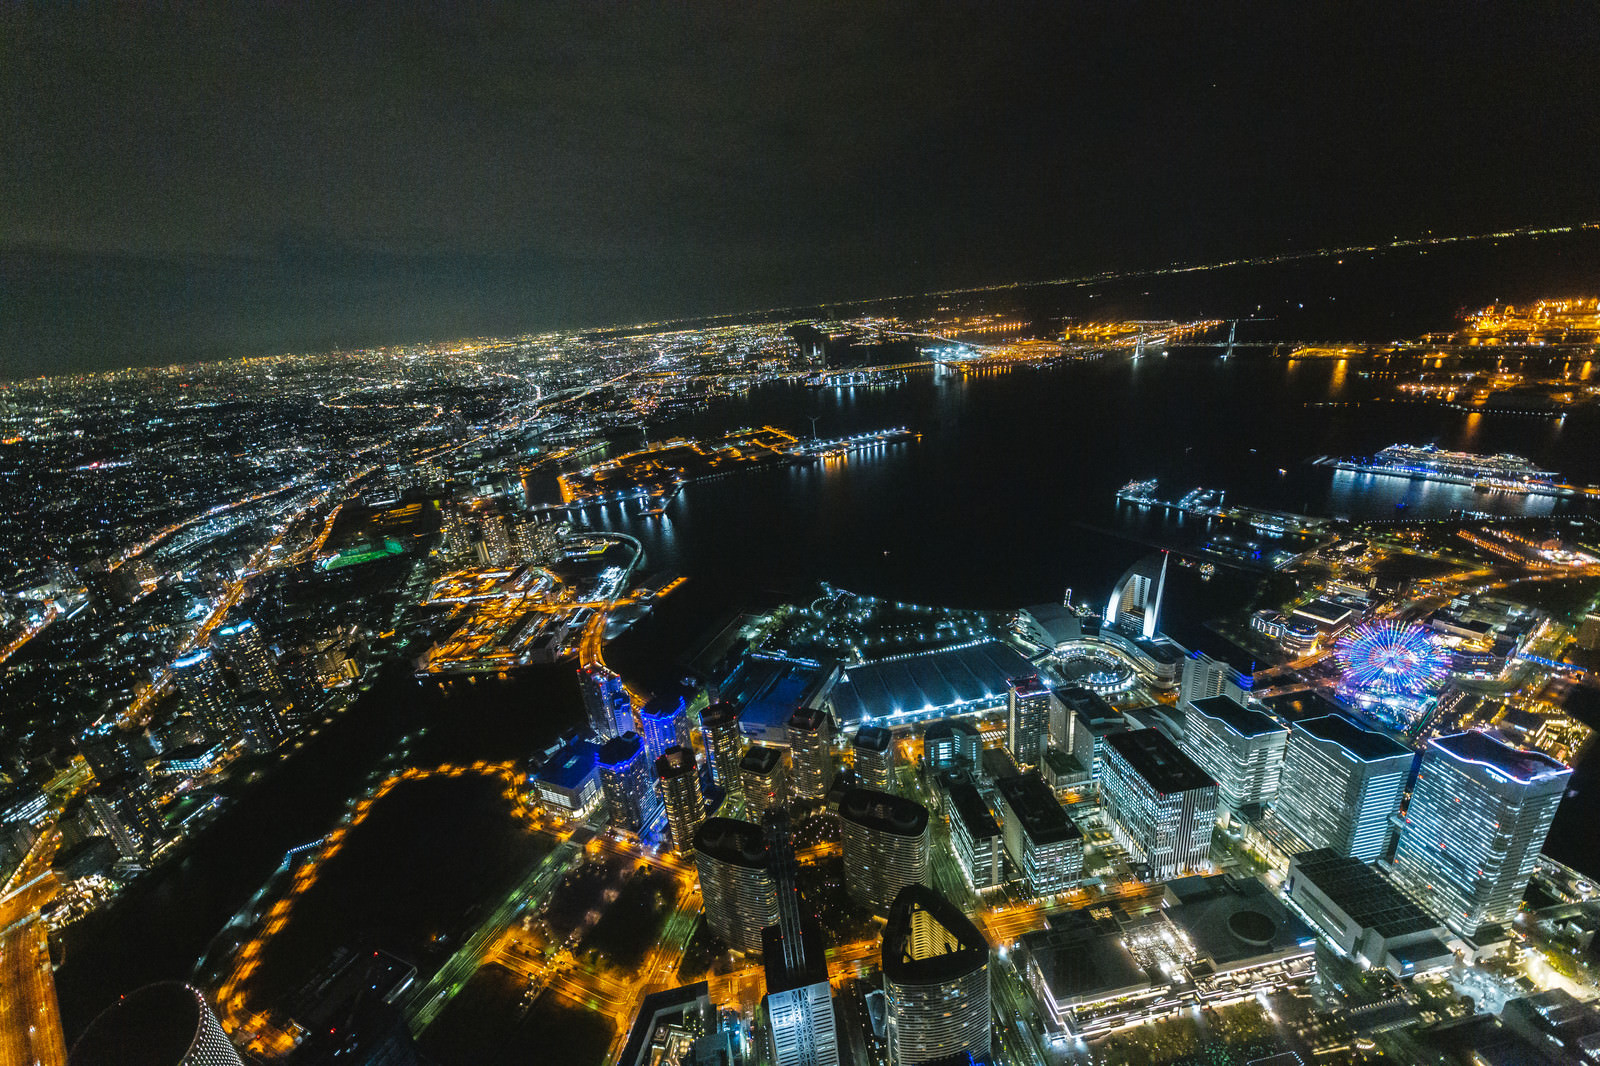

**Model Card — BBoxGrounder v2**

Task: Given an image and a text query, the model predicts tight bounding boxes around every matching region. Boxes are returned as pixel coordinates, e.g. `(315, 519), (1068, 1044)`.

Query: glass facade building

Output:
(1274, 714), (1412, 861)
(1391, 731), (1570, 934)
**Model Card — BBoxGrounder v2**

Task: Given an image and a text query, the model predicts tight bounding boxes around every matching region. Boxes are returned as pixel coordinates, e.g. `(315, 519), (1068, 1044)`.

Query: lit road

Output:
(0, 830), (67, 1066)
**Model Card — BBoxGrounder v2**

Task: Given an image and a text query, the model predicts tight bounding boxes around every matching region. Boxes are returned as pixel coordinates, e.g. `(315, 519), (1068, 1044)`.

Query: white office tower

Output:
(1100, 730), (1218, 880)
(1178, 652), (1249, 710)
(1390, 731), (1570, 935)
(1273, 714), (1412, 861)
(1180, 694), (1287, 816)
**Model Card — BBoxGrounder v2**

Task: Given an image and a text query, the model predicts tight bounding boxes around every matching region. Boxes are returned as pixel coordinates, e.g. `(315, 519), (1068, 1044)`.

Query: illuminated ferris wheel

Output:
(1333, 620), (1451, 698)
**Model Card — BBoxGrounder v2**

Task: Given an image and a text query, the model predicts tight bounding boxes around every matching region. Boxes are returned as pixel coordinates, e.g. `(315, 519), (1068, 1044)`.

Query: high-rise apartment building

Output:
(693, 817), (779, 954)
(656, 746), (706, 854)
(840, 788), (929, 915)
(1006, 675), (1052, 770)
(1179, 695), (1287, 816)
(741, 745), (789, 820)
(580, 666), (632, 740)
(1391, 731), (1570, 935)
(786, 707), (833, 802)
(171, 650), (238, 740)
(1101, 730), (1218, 880)
(213, 619), (282, 695)
(599, 732), (654, 833)
(852, 725), (894, 792)
(700, 701), (745, 790)
(882, 884), (991, 1066)
(1273, 714), (1412, 861)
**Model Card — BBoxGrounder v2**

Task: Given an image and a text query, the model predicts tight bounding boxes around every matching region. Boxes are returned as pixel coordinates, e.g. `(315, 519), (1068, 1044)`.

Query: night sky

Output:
(4, 3), (1598, 377)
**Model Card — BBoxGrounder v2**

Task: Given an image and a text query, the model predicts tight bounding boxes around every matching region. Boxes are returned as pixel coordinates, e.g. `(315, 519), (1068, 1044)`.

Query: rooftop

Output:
(534, 739), (599, 790)
(1290, 849), (1441, 938)
(1020, 912), (1149, 1004)
(829, 639), (1036, 727)
(597, 731), (644, 769)
(941, 774), (1002, 839)
(701, 701), (741, 729)
(1431, 730), (1571, 785)
(923, 719), (980, 741)
(1295, 714), (1412, 763)
(853, 725), (892, 753)
(1164, 876), (1316, 967)
(69, 982), (205, 1066)
(1105, 729), (1216, 794)
(995, 773), (1081, 845)
(739, 744), (784, 775)
(1189, 695), (1287, 739)
(1009, 674), (1049, 698)
(882, 884), (989, 986)
(641, 692), (687, 720)
(839, 788), (929, 837)
(655, 746), (697, 779)
(692, 817), (769, 868)
(787, 705), (828, 732)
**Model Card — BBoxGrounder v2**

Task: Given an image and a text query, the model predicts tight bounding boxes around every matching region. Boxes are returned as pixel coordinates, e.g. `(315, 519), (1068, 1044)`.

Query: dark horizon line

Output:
(6, 216), (1597, 387)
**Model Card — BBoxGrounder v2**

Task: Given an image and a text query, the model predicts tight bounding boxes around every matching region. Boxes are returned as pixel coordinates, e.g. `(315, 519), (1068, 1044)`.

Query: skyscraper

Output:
(786, 706), (833, 801)
(693, 817), (779, 954)
(852, 725), (895, 792)
(994, 773), (1084, 895)
(1101, 730), (1218, 880)
(1390, 731), (1570, 935)
(761, 812), (840, 1066)
(1273, 714), (1413, 861)
(213, 618), (282, 695)
(599, 732), (654, 834)
(700, 701), (745, 791)
(840, 788), (929, 915)
(741, 745), (789, 819)
(1179, 694), (1287, 816)
(170, 650), (238, 740)
(1006, 675), (1052, 770)
(882, 884), (991, 1066)
(640, 693), (692, 764)
(581, 665), (632, 741)
(70, 981), (244, 1066)
(656, 746), (706, 854)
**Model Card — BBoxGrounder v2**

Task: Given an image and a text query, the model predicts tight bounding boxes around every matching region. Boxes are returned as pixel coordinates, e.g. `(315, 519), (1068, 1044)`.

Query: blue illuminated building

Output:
(531, 738), (601, 814)
(640, 692), (691, 764)
(598, 731), (656, 833)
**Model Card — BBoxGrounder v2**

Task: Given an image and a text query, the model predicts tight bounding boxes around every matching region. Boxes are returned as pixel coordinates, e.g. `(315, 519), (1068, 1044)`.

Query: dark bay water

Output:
(58, 236), (1600, 1036)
